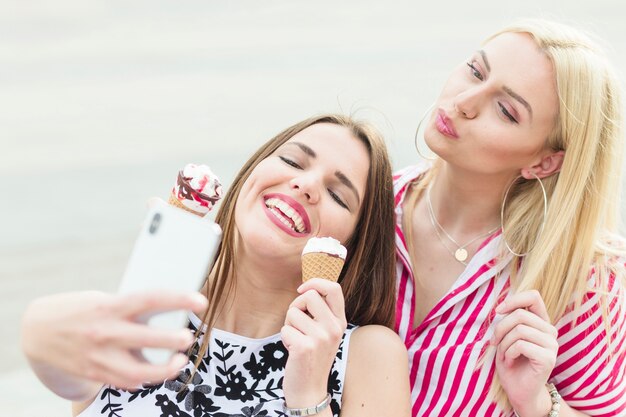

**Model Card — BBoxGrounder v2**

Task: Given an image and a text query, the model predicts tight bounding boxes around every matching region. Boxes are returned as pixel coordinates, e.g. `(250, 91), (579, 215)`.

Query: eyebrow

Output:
(478, 49), (534, 120)
(335, 170), (361, 204)
(286, 141), (361, 203)
(289, 142), (316, 157)
(478, 50), (491, 72)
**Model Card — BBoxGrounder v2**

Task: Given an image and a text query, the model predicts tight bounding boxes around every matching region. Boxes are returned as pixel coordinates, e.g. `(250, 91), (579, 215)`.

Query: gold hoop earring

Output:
(414, 103), (437, 161)
(500, 172), (547, 257)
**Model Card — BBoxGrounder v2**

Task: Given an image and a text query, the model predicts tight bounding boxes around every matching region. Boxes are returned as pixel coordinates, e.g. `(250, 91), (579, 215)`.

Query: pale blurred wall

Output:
(1, 1), (625, 415)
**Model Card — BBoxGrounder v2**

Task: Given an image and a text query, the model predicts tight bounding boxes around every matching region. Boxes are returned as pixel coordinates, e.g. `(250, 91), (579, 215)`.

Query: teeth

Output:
(265, 198), (306, 233)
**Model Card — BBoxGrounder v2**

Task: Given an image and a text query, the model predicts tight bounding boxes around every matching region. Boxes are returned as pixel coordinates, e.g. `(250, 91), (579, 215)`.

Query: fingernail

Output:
(495, 302), (506, 313)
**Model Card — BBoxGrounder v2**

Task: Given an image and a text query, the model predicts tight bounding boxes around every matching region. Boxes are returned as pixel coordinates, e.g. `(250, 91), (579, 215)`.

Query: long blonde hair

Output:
(485, 19), (626, 409)
(190, 114), (397, 377)
(404, 18), (625, 410)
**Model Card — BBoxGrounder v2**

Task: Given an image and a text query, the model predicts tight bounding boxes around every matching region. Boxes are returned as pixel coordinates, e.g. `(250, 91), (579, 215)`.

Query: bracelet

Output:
(282, 393), (332, 416)
(546, 382), (561, 417)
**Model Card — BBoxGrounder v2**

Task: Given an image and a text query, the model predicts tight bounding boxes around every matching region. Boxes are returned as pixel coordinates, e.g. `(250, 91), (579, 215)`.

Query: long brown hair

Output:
(191, 114), (396, 372)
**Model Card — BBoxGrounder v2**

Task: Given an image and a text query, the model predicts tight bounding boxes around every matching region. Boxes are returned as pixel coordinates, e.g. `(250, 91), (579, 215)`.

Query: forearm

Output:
(28, 359), (102, 401)
(22, 298), (102, 401)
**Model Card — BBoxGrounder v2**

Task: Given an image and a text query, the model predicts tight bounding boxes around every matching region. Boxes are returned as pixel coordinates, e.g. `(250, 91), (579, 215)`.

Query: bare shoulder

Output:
(341, 325), (410, 417)
(349, 324), (407, 361)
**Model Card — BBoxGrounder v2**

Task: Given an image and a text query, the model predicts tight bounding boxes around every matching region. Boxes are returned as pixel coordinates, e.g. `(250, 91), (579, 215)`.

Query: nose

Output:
(289, 172), (321, 204)
(454, 87), (482, 119)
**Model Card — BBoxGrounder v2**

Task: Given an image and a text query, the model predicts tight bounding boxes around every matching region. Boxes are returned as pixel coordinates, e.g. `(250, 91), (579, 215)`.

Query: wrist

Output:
(284, 389), (329, 409)
(512, 385), (553, 417)
(283, 393), (331, 417)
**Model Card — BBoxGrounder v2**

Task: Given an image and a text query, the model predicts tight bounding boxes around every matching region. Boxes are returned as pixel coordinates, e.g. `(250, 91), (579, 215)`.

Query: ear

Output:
(521, 150), (565, 180)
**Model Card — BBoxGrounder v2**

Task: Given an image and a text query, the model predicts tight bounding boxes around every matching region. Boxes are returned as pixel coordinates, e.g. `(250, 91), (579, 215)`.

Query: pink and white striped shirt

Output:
(394, 164), (626, 417)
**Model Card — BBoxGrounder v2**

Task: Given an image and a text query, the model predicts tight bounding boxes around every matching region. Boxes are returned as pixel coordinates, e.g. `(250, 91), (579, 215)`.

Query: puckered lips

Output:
(262, 193), (311, 237)
(435, 108), (459, 139)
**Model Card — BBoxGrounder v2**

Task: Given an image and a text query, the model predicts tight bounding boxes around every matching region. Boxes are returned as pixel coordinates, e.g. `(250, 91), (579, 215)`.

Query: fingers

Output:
(491, 308), (557, 346)
(104, 322), (195, 351)
(496, 290), (550, 322)
(282, 280), (347, 353)
(88, 350), (188, 389)
(497, 323), (558, 361)
(290, 289), (335, 323)
(118, 291), (208, 319)
(498, 339), (557, 370)
(297, 278), (346, 322)
(281, 324), (304, 350)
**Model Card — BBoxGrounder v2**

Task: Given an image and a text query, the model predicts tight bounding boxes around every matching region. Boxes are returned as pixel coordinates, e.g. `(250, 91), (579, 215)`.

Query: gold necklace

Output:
(425, 184), (499, 265)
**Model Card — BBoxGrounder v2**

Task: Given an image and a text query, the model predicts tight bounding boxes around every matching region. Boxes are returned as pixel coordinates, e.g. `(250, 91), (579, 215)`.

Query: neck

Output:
(427, 162), (514, 236)
(202, 246), (300, 339)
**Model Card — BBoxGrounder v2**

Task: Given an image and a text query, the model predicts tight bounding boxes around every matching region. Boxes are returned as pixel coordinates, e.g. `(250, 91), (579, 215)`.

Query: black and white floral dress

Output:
(78, 313), (356, 417)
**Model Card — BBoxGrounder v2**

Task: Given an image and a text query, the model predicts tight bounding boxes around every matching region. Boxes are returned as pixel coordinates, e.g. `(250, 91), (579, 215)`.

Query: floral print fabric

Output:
(79, 313), (355, 417)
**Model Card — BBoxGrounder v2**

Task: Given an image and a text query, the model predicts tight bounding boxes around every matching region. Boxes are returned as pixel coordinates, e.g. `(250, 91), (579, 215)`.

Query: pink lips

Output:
(262, 193), (311, 237)
(435, 109), (459, 139)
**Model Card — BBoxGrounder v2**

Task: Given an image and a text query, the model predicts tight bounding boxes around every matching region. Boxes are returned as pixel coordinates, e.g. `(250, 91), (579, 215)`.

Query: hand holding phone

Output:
(118, 201), (222, 364)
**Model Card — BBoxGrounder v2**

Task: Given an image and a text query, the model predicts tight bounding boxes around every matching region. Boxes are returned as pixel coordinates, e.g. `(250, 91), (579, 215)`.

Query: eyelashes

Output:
(466, 62), (483, 81)
(279, 156), (349, 209)
(498, 102), (518, 124)
(279, 156), (302, 169)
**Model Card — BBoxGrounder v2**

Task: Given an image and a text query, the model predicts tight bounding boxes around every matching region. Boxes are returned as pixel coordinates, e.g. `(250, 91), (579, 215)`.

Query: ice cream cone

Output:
(301, 252), (345, 282)
(169, 164), (222, 216)
(168, 193), (206, 216)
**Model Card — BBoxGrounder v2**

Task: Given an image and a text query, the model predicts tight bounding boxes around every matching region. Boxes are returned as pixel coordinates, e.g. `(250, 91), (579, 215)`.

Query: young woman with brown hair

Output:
(22, 114), (410, 417)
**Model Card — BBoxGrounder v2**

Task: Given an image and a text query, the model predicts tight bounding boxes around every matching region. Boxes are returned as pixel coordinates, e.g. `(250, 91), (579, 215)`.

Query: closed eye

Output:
(466, 62), (484, 81)
(279, 156), (302, 169)
(498, 102), (518, 124)
(329, 189), (348, 210)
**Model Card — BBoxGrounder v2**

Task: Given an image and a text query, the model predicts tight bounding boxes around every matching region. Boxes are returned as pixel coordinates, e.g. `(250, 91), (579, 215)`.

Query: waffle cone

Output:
(168, 194), (205, 217)
(301, 252), (345, 283)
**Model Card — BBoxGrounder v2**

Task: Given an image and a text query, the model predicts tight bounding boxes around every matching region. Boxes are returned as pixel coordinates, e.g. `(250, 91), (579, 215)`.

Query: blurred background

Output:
(1, 1), (625, 415)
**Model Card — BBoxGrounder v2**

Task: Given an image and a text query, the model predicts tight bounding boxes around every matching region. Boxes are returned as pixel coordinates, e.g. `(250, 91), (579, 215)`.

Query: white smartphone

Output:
(118, 200), (222, 364)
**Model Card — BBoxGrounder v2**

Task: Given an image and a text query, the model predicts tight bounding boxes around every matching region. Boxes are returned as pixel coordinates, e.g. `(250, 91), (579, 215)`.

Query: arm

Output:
(281, 278), (410, 417)
(340, 325), (411, 417)
(21, 290), (206, 401)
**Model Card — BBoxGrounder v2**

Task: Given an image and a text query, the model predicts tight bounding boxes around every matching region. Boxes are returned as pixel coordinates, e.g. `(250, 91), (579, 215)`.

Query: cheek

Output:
(322, 210), (359, 245)
(476, 129), (538, 161)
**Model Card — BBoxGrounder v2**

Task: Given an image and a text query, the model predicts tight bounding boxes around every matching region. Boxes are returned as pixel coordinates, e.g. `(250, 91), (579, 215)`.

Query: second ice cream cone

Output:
(301, 252), (345, 282)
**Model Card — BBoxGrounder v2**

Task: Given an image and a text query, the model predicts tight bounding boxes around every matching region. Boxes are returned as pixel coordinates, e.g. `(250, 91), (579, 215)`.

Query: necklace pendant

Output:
(455, 248), (468, 262)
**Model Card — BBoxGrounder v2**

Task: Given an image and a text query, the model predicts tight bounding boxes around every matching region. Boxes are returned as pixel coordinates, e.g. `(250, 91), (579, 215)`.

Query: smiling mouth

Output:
(265, 197), (307, 234)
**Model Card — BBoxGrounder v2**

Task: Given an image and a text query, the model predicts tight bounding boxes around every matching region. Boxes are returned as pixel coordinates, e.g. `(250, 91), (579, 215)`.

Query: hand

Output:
(21, 290), (208, 391)
(492, 290), (558, 416)
(281, 278), (347, 409)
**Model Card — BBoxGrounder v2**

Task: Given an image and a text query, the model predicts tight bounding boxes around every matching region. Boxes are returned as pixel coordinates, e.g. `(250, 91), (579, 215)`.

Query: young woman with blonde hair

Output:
(395, 19), (626, 416)
(22, 114), (411, 416)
